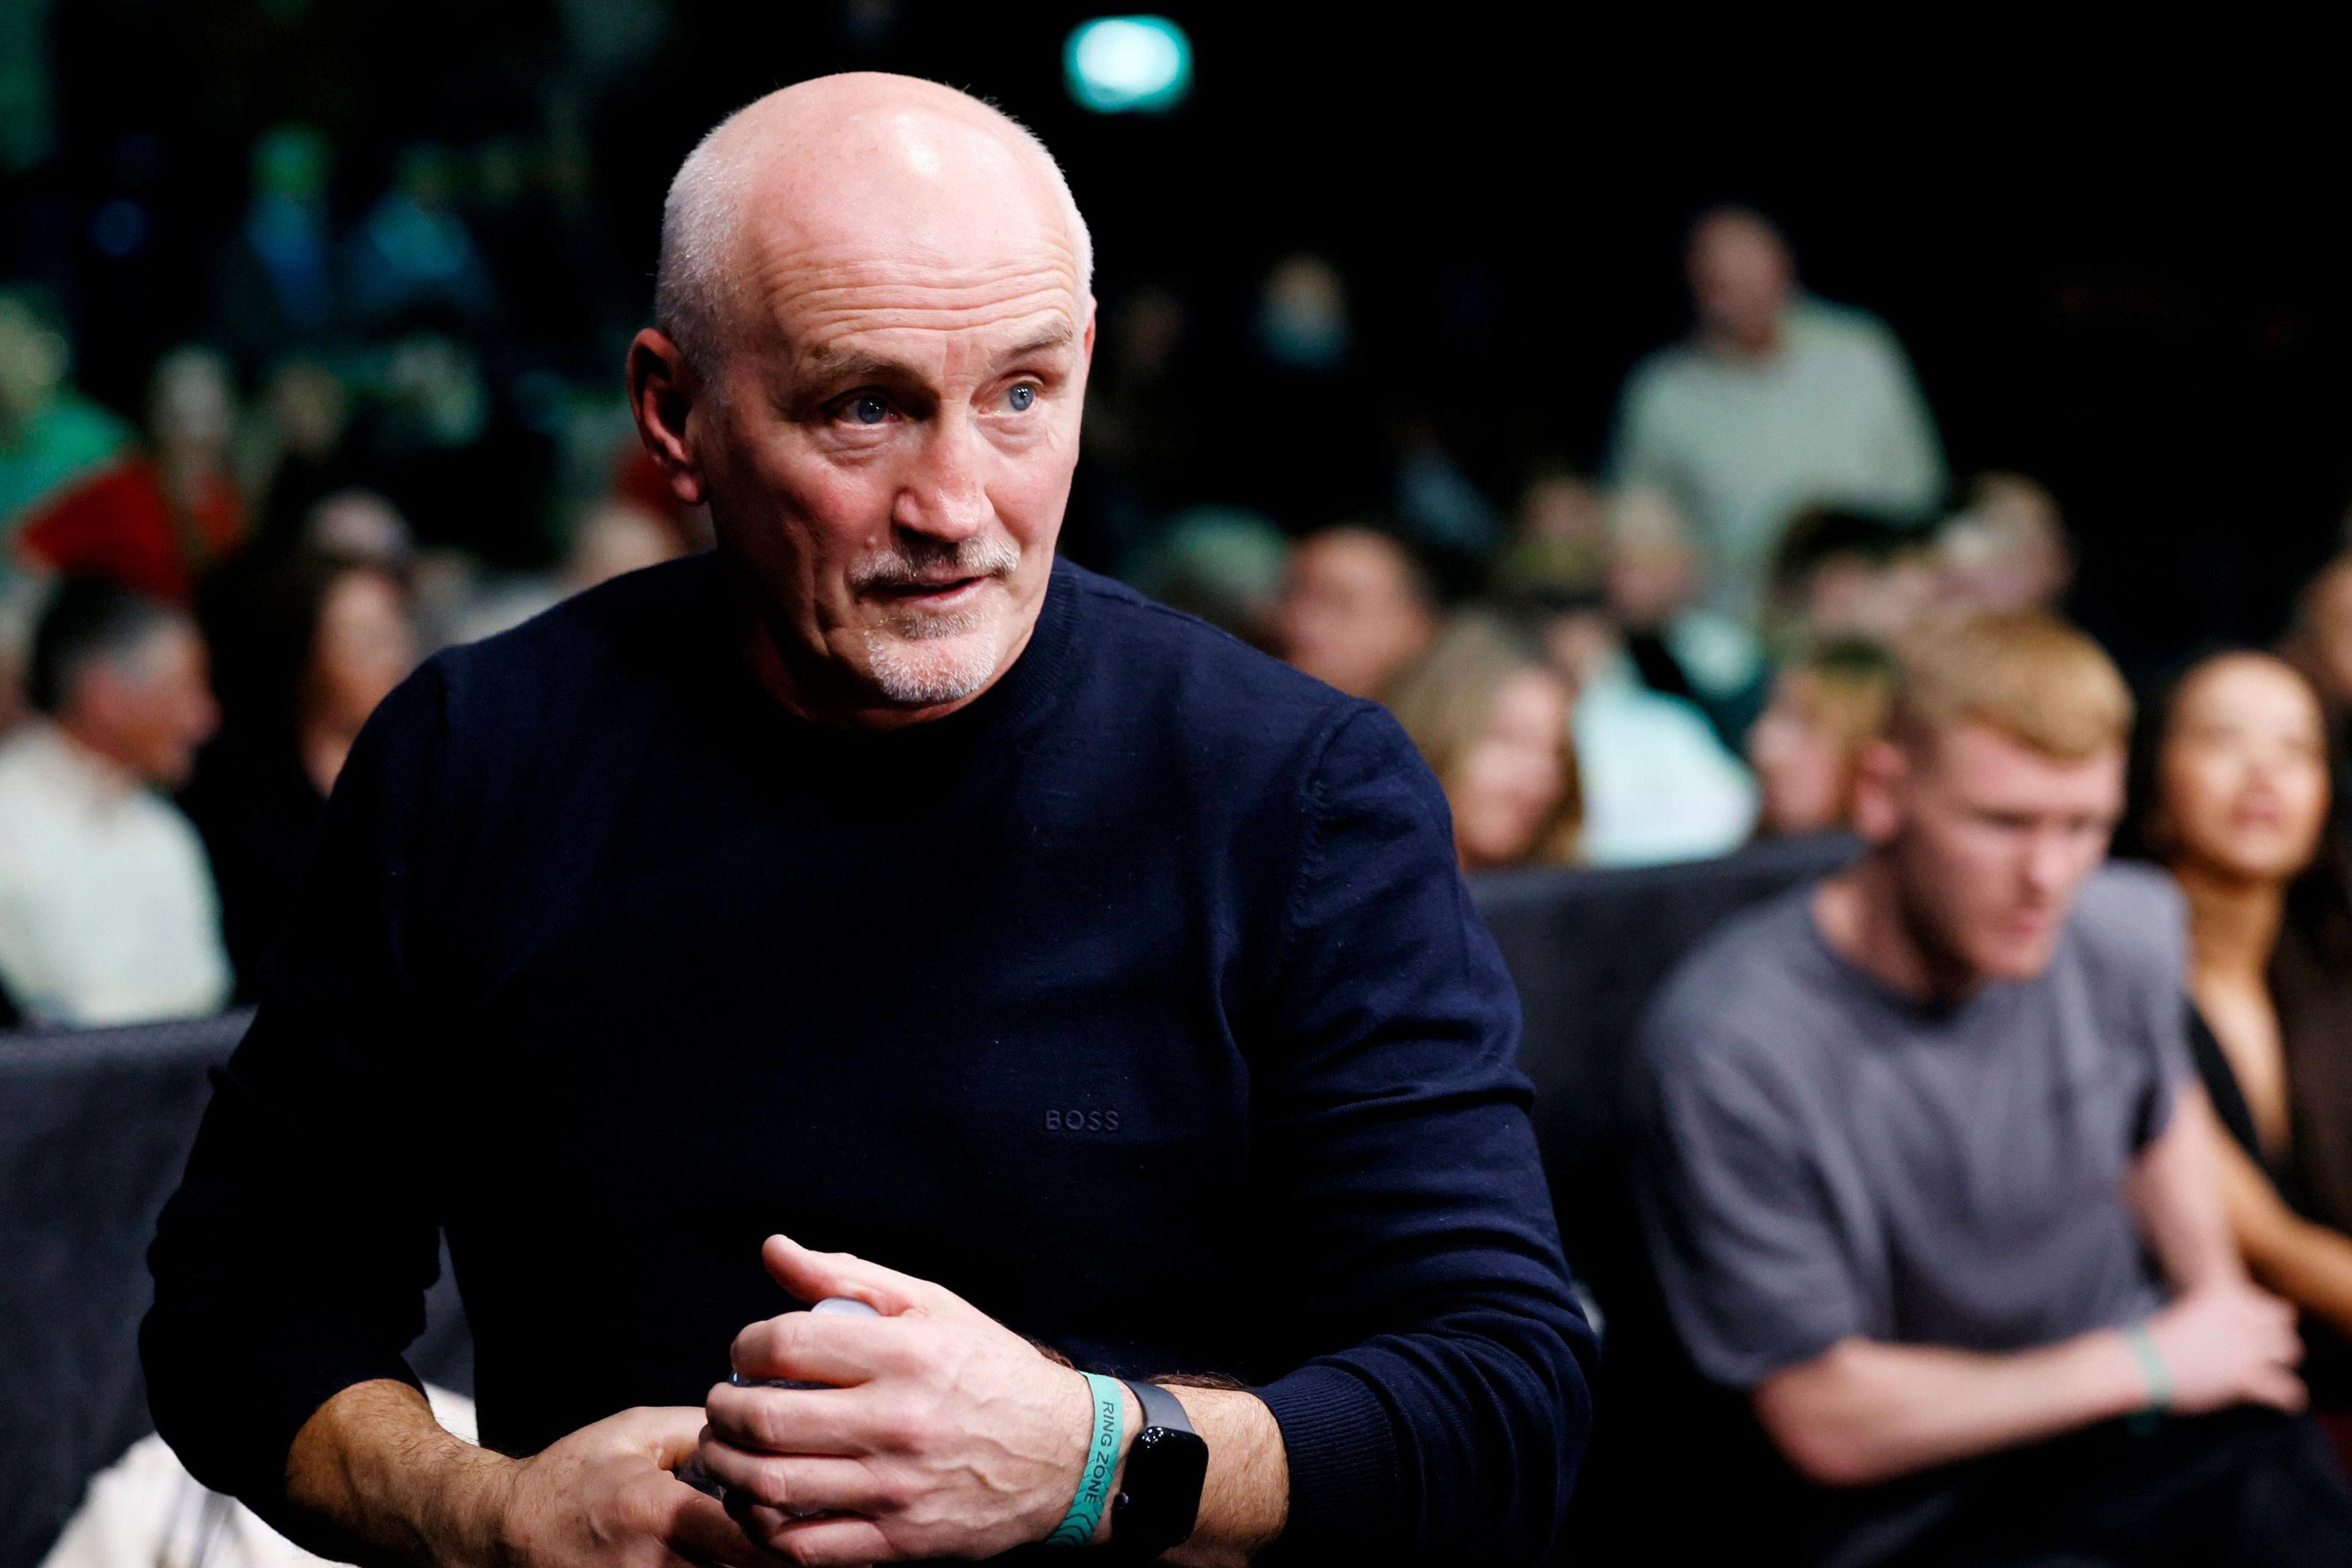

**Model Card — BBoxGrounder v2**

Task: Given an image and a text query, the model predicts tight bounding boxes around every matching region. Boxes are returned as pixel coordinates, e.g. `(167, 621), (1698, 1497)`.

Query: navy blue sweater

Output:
(143, 554), (1594, 1562)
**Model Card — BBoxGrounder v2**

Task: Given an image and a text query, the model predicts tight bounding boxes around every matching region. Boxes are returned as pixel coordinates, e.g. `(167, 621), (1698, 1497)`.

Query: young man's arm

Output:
(2127, 1086), (2255, 1294)
(1754, 1090), (2305, 1488)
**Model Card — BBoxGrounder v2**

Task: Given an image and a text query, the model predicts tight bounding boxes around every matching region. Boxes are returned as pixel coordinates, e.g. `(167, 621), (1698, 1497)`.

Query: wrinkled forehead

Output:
(730, 113), (1086, 369)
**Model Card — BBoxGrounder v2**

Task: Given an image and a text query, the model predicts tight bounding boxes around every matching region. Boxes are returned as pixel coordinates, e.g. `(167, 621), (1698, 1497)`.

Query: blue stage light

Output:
(1065, 17), (1193, 115)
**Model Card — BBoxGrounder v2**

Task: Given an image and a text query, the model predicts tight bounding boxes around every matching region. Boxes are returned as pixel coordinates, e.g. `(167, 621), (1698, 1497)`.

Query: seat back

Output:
(0, 1011), (471, 1568)
(1474, 835), (1856, 1565)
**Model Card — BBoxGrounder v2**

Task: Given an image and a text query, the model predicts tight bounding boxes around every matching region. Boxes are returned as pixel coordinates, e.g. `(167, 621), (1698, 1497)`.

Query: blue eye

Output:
(850, 394), (889, 425)
(1008, 383), (1036, 412)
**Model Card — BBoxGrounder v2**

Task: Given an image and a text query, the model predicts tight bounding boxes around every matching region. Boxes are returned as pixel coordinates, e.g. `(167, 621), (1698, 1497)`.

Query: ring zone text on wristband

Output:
(1047, 1371), (1126, 1547)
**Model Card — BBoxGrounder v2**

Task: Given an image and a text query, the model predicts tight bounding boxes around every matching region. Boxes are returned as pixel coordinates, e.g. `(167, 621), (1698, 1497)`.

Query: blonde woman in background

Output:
(1387, 612), (1582, 871)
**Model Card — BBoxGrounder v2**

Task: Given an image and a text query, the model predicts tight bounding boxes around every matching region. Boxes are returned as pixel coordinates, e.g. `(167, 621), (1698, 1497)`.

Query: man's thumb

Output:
(760, 1232), (926, 1316)
(622, 1404), (715, 1470)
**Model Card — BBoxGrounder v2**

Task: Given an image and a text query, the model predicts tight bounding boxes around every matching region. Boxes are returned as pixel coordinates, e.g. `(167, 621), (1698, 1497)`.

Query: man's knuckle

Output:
(870, 1468), (914, 1512)
(750, 1456), (799, 1506)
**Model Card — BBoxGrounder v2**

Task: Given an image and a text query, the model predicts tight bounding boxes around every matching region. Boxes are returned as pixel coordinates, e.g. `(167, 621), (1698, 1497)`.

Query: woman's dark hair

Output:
(199, 547), (394, 749)
(2124, 647), (2352, 967)
(1765, 507), (1922, 605)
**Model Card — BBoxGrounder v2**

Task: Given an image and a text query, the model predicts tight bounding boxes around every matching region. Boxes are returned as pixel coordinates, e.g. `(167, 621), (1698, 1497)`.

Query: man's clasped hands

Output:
(491, 1234), (1135, 1568)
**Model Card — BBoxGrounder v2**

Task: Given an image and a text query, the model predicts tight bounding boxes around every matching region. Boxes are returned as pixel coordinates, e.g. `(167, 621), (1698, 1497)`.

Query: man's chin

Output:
(859, 625), (1006, 709)
(1969, 935), (2062, 986)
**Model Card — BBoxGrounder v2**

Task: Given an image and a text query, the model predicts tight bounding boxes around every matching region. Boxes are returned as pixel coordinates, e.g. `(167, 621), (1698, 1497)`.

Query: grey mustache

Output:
(850, 537), (1020, 590)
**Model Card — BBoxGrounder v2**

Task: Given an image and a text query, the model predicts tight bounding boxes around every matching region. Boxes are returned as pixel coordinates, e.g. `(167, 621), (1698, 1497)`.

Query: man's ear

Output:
(1850, 736), (1910, 844)
(626, 328), (708, 507)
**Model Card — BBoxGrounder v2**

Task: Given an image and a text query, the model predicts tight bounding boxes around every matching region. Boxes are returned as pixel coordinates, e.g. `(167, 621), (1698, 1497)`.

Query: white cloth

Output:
(1608, 299), (1947, 623)
(39, 1388), (478, 1568)
(1574, 657), (1758, 868)
(1659, 606), (1764, 704)
(0, 721), (230, 1025)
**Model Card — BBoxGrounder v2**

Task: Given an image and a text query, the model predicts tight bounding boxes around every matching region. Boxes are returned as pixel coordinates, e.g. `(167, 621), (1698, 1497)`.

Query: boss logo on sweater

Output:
(1044, 1107), (1121, 1133)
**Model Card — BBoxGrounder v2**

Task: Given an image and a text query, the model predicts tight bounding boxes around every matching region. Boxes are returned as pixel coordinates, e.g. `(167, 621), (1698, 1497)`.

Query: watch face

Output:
(1119, 1420), (1213, 1542)
(1138, 1425), (1207, 1466)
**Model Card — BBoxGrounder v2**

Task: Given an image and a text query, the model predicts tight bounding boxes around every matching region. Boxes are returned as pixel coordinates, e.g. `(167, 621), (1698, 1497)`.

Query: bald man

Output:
(142, 75), (1592, 1567)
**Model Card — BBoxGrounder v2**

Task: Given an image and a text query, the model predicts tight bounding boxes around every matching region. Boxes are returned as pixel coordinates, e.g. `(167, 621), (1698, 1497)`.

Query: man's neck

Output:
(47, 717), (141, 799)
(1811, 852), (1980, 1005)
(2173, 858), (2283, 986)
(1706, 316), (1784, 363)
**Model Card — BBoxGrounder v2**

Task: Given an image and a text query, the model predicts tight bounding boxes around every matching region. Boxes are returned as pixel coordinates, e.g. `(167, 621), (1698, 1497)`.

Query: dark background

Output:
(8, 3), (2348, 677)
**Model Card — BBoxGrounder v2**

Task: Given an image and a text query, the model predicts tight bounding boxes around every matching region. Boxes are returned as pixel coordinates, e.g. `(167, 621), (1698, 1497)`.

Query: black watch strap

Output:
(1107, 1379), (1208, 1562)
(1126, 1378), (1194, 1437)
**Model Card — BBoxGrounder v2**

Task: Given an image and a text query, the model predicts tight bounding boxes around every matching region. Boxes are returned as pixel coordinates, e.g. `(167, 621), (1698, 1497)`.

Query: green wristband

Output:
(1047, 1371), (1125, 1548)
(2124, 1323), (2171, 1430)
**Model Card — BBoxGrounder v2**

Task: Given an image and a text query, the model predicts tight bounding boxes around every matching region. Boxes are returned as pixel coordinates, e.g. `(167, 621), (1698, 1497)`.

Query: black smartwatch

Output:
(1106, 1379), (1208, 1561)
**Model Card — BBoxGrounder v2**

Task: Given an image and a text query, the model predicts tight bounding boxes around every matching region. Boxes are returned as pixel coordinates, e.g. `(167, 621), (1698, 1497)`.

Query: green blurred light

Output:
(1065, 17), (1193, 115)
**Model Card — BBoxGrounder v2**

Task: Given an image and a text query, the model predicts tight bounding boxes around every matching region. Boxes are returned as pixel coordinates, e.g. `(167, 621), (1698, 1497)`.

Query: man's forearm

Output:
(281, 1379), (511, 1567)
(1158, 1386), (1287, 1568)
(293, 1374), (1289, 1568)
(1753, 1333), (2147, 1488)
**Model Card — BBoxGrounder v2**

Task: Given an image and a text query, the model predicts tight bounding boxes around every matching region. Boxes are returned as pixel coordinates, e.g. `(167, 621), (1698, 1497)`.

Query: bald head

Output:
(657, 74), (1093, 376)
(627, 72), (1098, 731)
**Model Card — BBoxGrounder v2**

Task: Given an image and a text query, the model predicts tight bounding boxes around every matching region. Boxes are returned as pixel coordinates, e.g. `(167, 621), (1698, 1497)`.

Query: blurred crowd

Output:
(0, 205), (699, 1025)
(1147, 209), (2078, 876)
(12, 54), (2352, 1568)
(7, 190), (2352, 1029)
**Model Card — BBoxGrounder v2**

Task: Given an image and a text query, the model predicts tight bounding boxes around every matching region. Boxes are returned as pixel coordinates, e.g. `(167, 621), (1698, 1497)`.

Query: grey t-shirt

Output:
(1634, 864), (2191, 1390)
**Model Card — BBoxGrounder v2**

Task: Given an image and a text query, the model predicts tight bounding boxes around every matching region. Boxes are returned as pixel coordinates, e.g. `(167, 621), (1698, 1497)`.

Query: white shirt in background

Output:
(1574, 654), (1758, 868)
(0, 720), (231, 1026)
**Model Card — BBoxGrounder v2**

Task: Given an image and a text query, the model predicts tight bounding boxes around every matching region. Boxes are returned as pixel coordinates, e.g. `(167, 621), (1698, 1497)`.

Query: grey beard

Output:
(862, 611), (998, 705)
(846, 534), (1022, 706)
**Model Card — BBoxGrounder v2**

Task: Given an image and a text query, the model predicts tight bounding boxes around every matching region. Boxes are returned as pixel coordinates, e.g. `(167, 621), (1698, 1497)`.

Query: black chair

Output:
(1475, 834), (1856, 1566)
(0, 1010), (472, 1568)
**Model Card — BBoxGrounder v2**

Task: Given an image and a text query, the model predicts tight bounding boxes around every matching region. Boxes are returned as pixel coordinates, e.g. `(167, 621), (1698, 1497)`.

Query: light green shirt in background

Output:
(1608, 299), (1947, 624)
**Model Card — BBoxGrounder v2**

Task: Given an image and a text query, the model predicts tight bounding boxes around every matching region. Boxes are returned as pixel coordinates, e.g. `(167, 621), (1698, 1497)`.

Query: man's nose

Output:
(2021, 829), (2072, 899)
(894, 413), (990, 542)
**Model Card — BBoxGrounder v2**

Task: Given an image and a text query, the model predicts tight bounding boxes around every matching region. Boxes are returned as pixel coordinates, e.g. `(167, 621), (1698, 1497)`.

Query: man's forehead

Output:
(741, 252), (1082, 375)
(1931, 722), (2123, 802)
(728, 101), (1079, 300)
(736, 218), (1082, 368)
(790, 300), (1080, 377)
